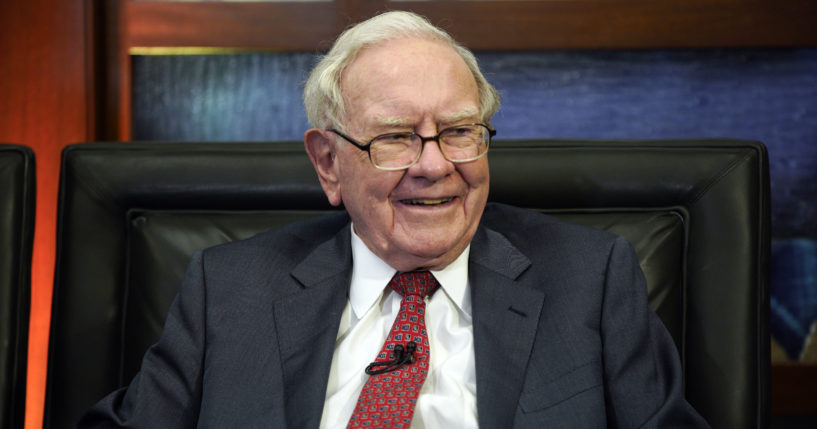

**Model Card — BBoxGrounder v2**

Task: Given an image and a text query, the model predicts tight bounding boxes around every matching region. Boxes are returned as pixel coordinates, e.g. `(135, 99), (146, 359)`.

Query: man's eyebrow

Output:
(439, 107), (480, 125)
(374, 116), (414, 129)
(372, 107), (480, 131)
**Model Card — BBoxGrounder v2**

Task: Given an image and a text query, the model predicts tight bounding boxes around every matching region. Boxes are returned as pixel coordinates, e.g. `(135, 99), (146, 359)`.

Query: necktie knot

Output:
(390, 271), (439, 299)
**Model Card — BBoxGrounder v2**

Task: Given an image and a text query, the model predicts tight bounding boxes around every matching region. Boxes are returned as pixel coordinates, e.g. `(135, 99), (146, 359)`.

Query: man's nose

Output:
(408, 139), (455, 179)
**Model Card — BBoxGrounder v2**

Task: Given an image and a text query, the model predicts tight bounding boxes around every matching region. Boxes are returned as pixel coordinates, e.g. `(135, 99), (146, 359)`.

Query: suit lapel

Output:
(273, 224), (352, 429)
(470, 226), (545, 429)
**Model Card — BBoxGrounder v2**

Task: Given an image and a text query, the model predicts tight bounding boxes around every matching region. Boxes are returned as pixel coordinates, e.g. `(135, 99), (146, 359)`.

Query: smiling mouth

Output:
(401, 197), (454, 206)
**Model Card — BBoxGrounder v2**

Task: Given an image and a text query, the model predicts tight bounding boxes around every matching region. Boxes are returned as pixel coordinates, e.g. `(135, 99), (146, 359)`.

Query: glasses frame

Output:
(327, 123), (496, 171)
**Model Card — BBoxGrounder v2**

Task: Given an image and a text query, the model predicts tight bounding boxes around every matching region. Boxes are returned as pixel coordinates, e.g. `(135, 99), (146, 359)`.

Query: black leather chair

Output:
(45, 139), (770, 429)
(0, 144), (35, 429)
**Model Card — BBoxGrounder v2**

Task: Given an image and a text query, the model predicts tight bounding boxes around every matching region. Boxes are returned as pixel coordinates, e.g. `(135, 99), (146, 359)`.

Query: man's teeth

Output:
(403, 198), (453, 206)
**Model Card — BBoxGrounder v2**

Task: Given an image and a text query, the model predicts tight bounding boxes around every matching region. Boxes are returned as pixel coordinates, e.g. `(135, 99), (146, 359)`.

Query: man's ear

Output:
(304, 128), (343, 206)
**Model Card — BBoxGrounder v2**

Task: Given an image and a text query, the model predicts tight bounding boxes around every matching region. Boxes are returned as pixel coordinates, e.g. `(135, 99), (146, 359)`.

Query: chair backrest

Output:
(45, 139), (769, 429)
(0, 144), (35, 429)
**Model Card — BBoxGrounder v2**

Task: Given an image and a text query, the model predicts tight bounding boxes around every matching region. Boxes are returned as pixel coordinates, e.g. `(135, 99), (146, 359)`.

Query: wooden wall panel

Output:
(126, 0), (817, 51)
(397, 0), (817, 50)
(772, 363), (817, 414)
(0, 1), (95, 428)
(128, 0), (348, 50)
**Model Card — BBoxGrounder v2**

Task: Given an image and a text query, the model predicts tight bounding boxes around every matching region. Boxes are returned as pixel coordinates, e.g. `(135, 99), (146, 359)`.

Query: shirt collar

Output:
(349, 224), (471, 319)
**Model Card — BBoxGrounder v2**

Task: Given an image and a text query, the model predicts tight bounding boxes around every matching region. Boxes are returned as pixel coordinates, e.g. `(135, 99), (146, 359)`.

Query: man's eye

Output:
(381, 133), (413, 142)
(445, 127), (478, 139)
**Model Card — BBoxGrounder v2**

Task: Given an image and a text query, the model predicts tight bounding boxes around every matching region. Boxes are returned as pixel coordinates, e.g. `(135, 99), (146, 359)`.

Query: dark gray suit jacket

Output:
(78, 203), (709, 428)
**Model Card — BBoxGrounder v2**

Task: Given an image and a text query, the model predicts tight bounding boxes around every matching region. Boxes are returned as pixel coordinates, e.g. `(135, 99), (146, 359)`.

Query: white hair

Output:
(303, 11), (501, 131)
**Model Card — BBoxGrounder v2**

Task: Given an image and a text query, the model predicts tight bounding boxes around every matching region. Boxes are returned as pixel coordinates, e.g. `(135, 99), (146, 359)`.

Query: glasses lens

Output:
(369, 132), (421, 169)
(440, 124), (490, 161)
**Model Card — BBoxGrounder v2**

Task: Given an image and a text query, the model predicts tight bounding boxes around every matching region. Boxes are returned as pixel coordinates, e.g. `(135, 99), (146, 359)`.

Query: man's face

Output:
(316, 37), (490, 271)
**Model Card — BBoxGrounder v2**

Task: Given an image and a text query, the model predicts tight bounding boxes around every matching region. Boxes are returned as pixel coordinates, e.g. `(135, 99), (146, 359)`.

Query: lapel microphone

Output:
(365, 341), (417, 375)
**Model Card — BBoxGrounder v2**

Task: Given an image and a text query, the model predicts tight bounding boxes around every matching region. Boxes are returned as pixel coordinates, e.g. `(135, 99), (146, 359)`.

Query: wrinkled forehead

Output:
(341, 37), (470, 92)
(340, 38), (478, 122)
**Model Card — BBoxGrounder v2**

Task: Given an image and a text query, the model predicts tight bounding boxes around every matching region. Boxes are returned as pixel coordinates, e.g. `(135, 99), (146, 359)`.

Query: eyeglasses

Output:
(328, 123), (496, 170)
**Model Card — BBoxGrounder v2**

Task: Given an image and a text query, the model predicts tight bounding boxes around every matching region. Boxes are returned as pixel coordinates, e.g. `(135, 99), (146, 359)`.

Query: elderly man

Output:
(78, 11), (709, 429)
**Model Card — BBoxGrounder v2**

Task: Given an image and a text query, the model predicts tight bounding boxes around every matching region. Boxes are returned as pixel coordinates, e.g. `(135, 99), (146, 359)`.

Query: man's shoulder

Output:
(478, 204), (636, 300)
(176, 211), (350, 308)
(481, 202), (617, 247)
(202, 210), (350, 262)
(479, 202), (625, 275)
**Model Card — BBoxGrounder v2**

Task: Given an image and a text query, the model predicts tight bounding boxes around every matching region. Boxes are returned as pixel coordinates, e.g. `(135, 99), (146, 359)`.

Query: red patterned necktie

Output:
(347, 271), (440, 429)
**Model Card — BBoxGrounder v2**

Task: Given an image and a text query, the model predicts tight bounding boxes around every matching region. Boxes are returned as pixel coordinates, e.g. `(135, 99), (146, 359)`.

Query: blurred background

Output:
(2, 1), (815, 427)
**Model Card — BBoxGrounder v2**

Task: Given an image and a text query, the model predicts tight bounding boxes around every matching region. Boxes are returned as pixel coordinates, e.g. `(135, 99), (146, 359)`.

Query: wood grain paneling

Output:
(0, 1), (96, 428)
(126, 0), (817, 51)
(772, 363), (817, 414)
(128, 0), (349, 50)
(400, 0), (817, 50)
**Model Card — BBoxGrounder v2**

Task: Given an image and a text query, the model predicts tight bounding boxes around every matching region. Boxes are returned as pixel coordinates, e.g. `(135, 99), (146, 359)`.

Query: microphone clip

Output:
(365, 341), (417, 375)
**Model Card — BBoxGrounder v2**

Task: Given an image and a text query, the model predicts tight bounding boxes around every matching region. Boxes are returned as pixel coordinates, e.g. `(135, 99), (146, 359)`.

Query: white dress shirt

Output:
(318, 227), (479, 429)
